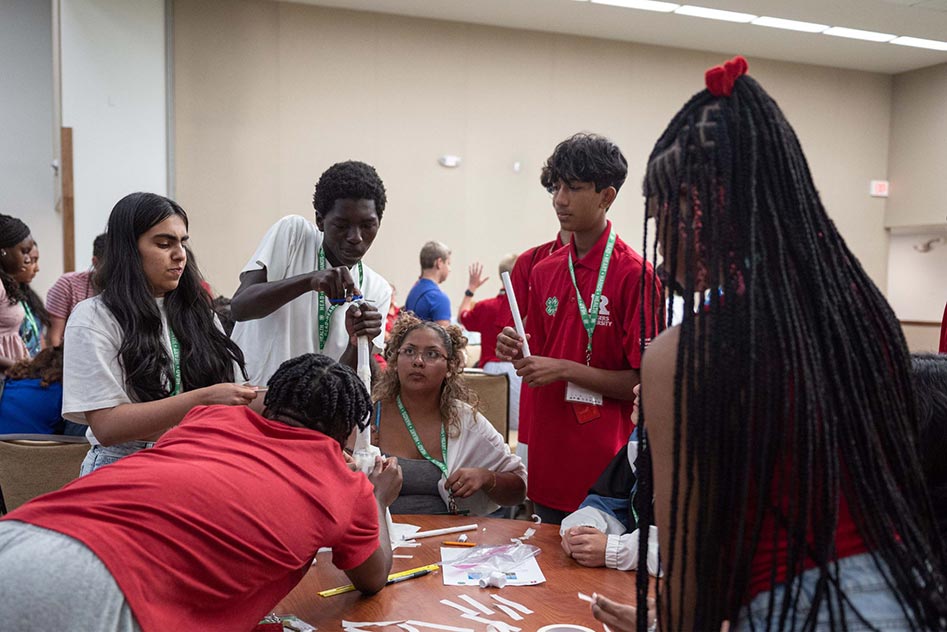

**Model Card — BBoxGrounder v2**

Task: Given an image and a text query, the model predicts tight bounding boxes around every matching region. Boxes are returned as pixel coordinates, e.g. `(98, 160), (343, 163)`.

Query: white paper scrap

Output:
(577, 591), (594, 603)
(439, 599), (480, 617)
(398, 625), (421, 632)
(490, 594), (535, 614)
(342, 620), (404, 628)
(460, 613), (521, 631)
(404, 621), (475, 632)
(495, 604), (524, 622)
(393, 554), (414, 559)
(392, 523), (422, 548)
(458, 593), (495, 615)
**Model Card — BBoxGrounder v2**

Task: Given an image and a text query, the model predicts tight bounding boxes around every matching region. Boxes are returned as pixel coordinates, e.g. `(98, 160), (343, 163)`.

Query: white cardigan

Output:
(436, 402), (527, 516)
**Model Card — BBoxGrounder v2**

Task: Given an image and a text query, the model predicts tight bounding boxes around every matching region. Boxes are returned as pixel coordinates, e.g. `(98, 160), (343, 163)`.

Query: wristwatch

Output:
(464, 289), (474, 297)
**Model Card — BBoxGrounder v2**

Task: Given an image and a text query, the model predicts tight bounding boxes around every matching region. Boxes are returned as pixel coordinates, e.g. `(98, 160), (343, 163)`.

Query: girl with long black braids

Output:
(64, 192), (256, 474)
(0, 213), (36, 370)
(595, 57), (947, 631)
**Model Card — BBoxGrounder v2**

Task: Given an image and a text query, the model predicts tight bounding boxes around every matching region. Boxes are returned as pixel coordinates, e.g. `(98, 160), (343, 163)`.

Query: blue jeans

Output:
(735, 552), (914, 631)
(79, 441), (155, 476)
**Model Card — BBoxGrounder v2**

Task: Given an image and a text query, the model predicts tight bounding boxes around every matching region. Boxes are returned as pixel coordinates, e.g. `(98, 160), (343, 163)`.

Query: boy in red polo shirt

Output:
(498, 133), (662, 524)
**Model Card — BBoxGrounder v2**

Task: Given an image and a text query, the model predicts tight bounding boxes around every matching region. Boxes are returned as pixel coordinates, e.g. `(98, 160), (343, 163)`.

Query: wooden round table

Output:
(275, 514), (646, 629)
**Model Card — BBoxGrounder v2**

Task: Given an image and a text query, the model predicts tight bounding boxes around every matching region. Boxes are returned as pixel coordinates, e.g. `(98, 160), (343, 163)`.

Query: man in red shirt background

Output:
(498, 133), (662, 524)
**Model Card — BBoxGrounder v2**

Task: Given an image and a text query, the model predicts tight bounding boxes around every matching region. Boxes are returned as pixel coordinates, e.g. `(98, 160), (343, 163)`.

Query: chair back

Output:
(0, 434), (89, 514)
(462, 370), (510, 442)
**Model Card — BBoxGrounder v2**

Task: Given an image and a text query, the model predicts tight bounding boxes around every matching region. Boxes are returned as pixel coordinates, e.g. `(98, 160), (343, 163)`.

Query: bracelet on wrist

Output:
(487, 471), (497, 493)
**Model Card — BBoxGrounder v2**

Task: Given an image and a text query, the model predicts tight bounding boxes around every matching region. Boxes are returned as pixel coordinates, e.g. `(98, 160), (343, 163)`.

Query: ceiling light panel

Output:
(823, 26), (897, 42)
(674, 5), (756, 23)
(890, 35), (947, 49)
(590, 0), (680, 12)
(751, 16), (828, 33)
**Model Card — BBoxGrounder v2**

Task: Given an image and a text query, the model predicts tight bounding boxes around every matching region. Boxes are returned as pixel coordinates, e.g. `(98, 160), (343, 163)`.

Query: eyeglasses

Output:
(398, 347), (448, 363)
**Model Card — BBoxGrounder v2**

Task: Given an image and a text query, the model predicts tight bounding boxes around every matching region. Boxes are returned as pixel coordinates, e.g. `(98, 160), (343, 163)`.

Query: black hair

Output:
(211, 295), (235, 337)
(96, 192), (247, 402)
(312, 161), (387, 220)
(911, 353), (947, 541)
(264, 353), (372, 445)
(637, 70), (947, 630)
(19, 284), (49, 328)
(92, 233), (107, 260)
(0, 213), (30, 305)
(540, 133), (628, 196)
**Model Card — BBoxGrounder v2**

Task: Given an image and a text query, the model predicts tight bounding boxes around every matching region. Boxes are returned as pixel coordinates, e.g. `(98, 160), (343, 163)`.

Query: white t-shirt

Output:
(231, 215), (392, 386)
(62, 295), (237, 445)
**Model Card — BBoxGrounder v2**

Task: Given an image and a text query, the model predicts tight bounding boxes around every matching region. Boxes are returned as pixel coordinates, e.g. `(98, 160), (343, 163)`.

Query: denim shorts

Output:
(734, 552), (914, 631)
(79, 441), (156, 476)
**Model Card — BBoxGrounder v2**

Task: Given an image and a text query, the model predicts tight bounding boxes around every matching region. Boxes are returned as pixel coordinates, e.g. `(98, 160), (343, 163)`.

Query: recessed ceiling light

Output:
(591, 0), (679, 11)
(751, 16), (828, 33)
(890, 35), (947, 50)
(674, 4), (756, 23)
(823, 26), (896, 42)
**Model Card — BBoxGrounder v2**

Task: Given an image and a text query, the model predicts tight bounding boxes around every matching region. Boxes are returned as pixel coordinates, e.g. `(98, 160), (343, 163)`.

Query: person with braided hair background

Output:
(591, 57), (947, 632)
(373, 312), (526, 516)
(0, 353), (402, 631)
(0, 213), (36, 371)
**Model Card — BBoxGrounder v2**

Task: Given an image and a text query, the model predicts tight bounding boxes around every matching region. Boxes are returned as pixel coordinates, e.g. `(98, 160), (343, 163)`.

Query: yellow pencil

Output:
(318, 563), (440, 597)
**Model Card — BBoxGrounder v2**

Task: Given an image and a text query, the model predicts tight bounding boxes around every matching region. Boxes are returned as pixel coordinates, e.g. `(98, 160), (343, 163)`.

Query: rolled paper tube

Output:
(500, 271), (530, 358)
(406, 523), (478, 540)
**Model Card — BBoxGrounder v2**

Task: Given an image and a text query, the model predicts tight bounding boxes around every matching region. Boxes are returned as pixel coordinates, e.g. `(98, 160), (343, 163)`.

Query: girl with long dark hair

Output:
(0, 213), (36, 371)
(594, 58), (947, 631)
(63, 192), (256, 474)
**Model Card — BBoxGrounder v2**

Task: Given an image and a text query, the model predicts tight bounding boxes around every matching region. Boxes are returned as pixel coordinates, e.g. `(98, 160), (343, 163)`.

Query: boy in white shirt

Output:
(231, 161), (392, 386)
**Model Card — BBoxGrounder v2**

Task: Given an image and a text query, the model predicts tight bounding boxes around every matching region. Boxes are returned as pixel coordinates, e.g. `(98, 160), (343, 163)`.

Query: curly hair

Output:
(372, 312), (478, 437)
(539, 132), (628, 196)
(264, 353), (372, 446)
(6, 345), (63, 387)
(312, 161), (387, 221)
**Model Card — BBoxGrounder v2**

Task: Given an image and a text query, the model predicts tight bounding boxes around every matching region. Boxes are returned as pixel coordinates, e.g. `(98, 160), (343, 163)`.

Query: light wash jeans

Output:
(735, 552), (914, 631)
(79, 440), (155, 476)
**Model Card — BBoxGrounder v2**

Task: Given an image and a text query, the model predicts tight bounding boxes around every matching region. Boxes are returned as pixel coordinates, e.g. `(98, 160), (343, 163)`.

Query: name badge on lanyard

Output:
(564, 230), (617, 419)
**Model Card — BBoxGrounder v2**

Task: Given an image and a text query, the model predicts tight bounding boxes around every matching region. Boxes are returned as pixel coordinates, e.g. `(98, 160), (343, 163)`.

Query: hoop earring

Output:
(0, 250), (6, 257)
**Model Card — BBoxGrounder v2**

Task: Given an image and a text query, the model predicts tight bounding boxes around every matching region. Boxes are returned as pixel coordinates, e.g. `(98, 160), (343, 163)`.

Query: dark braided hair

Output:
(635, 63), (947, 630)
(264, 353), (372, 445)
(0, 213), (31, 305)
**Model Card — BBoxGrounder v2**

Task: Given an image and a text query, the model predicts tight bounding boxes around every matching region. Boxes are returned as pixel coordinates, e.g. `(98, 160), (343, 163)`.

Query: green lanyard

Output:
(19, 301), (39, 346)
(396, 395), (448, 478)
(168, 326), (182, 396)
(567, 229), (617, 366)
(317, 247), (364, 351)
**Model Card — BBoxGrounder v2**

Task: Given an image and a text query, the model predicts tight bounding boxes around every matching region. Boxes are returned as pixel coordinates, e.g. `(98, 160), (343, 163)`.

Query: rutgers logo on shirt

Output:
(596, 295), (612, 327)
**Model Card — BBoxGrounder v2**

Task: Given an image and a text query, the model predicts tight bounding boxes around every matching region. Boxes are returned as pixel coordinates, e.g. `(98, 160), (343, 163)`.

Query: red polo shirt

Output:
(508, 234), (566, 445)
(460, 292), (510, 367)
(524, 222), (661, 512)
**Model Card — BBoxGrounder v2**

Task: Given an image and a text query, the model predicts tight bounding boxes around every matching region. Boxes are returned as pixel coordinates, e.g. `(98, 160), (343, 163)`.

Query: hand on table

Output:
(562, 526), (607, 567)
(591, 593), (656, 632)
(445, 467), (494, 498)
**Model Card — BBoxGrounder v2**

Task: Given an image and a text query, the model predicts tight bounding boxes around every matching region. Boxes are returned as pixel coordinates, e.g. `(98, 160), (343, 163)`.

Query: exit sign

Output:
(870, 180), (890, 197)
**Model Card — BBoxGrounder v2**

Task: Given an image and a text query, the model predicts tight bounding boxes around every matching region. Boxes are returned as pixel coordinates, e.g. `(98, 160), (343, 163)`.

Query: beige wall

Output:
(174, 0), (893, 307)
(886, 62), (947, 229)
(901, 322), (942, 354)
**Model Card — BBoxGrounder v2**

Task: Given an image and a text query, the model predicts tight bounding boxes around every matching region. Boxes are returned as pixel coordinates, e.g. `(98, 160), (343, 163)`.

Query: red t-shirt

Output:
(524, 222), (661, 511)
(460, 292), (509, 367)
(509, 234), (566, 445)
(4, 406), (379, 632)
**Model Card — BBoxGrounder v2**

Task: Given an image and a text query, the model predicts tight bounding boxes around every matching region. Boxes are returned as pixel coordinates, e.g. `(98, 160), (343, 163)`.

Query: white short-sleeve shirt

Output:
(62, 295), (238, 445)
(231, 215), (392, 386)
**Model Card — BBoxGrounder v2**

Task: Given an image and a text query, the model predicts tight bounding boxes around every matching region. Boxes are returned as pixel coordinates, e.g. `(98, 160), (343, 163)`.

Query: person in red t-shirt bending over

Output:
(497, 133), (662, 525)
(0, 353), (403, 632)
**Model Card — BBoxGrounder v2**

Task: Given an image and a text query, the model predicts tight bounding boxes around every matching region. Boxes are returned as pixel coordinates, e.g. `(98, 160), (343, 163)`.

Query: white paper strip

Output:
(458, 593), (495, 615)
(342, 620), (404, 628)
(501, 271), (531, 357)
(393, 554), (414, 559)
(439, 599), (480, 617)
(490, 594), (534, 614)
(407, 524), (478, 540)
(460, 613), (521, 632)
(577, 591), (594, 603)
(398, 625), (421, 632)
(495, 604), (524, 621)
(404, 621), (475, 632)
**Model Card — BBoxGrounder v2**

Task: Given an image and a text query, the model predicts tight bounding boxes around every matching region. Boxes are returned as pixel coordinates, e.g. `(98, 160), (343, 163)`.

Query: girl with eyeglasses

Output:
(371, 312), (526, 516)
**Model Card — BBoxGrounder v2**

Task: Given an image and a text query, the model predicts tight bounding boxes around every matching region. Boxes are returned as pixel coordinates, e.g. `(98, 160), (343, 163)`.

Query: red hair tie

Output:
(705, 55), (749, 97)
